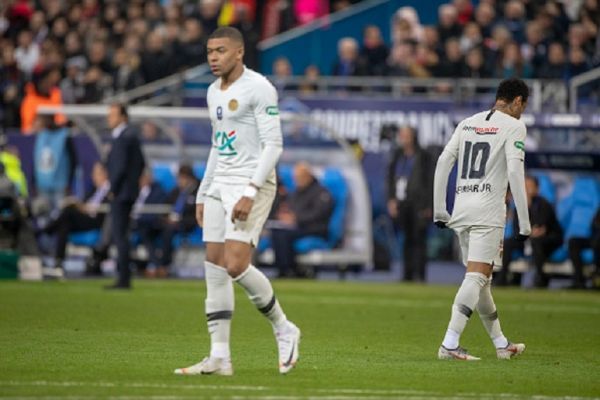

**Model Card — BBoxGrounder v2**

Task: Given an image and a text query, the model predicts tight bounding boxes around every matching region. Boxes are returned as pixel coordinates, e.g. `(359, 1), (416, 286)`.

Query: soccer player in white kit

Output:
(433, 78), (532, 360)
(174, 27), (300, 376)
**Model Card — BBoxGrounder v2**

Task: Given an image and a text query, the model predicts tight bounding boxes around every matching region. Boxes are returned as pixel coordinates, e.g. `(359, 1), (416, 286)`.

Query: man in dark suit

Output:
(105, 103), (145, 289)
(387, 126), (434, 282)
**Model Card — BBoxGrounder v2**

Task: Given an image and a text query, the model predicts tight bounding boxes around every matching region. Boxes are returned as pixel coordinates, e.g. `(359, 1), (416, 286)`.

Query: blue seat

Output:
(193, 163), (206, 180)
(68, 230), (100, 247)
(549, 177), (600, 263)
(152, 164), (176, 192)
(294, 168), (348, 254)
(278, 165), (295, 192)
(534, 173), (556, 204)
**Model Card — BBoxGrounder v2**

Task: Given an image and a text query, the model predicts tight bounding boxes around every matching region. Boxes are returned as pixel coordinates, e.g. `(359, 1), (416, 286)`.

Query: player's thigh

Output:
(202, 195), (226, 246)
(205, 242), (225, 266)
(224, 186), (275, 247)
(454, 227), (470, 267)
(467, 226), (504, 266)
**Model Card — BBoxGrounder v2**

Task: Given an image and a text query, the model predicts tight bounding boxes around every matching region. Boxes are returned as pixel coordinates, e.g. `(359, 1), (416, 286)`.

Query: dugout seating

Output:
(506, 175), (599, 278)
(259, 165), (358, 276)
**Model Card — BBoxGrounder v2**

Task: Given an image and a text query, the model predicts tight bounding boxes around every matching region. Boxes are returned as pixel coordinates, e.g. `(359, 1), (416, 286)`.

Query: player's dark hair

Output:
(208, 27), (244, 46)
(495, 78), (529, 103)
(110, 103), (129, 120)
(526, 175), (539, 188)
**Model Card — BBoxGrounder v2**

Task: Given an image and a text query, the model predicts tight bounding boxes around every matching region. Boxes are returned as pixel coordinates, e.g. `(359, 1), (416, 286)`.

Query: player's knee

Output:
(224, 262), (247, 278)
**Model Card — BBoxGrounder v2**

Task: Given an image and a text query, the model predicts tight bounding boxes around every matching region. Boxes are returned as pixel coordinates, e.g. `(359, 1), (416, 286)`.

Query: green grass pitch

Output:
(1, 279), (599, 399)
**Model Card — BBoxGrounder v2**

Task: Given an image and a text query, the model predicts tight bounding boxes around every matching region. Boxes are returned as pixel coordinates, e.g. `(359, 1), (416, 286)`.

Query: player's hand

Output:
(434, 221), (448, 229)
(515, 233), (529, 242)
(196, 203), (204, 227)
(232, 196), (254, 223)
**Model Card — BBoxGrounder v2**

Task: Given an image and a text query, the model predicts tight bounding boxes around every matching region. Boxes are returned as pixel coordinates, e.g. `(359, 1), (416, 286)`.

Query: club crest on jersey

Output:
(216, 106), (223, 120)
(228, 99), (239, 111)
(215, 130), (237, 156)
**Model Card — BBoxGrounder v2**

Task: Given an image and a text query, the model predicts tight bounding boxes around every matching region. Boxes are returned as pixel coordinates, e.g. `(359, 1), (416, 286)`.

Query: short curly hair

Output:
(495, 78), (530, 103)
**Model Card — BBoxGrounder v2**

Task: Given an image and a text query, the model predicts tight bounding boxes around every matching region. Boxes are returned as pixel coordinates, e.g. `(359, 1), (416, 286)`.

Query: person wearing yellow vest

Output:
(0, 136), (28, 198)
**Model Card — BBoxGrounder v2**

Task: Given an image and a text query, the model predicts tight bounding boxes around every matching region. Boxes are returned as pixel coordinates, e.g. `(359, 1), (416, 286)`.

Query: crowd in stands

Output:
(1, 0), (362, 131)
(272, 0), (600, 91)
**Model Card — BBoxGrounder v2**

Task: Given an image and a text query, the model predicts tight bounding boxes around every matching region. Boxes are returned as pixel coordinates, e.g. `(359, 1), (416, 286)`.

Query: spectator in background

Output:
(386, 126), (433, 283)
(272, 57), (296, 93)
(20, 67), (66, 134)
(271, 162), (334, 278)
(437, 4), (461, 43)
(360, 25), (389, 76)
(422, 26), (441, 54)
(538, 42), (567, 79)
(498, 176), (563, 288)
(462, 46), (489, 78)
(501, 0), (527, 44)
(393, 6), (423, 43)
(459, 22), (482, 54)
(179, 18), (206, 69)
(1, 43), (24, 129)
(39, 162), (109, 276)
(474, 2), (496, 39)
(387, 41), (414, 77)
(87, 40), (111, 74)
(131, 169), (167, 278)
(60, 56), (86, 104)
(453, 0), (473, 26)
(521, 21), (548, 75)
(568, 208), (600, 289)
(111, 48), (144, 94)
(14, 29), (39, 78)
(437, 38), (464, 78)
(82, 66), (110, 103)
(298, 64), (320, 94)
(566, 46), (590, 79)
(331, 37), (367, 77)
(484, 24), (513, 74)
(141, 30), (173, 84)
(495, 41), (533, 79)
(139, 165), (199, 278)
(0, 138), (28, 198)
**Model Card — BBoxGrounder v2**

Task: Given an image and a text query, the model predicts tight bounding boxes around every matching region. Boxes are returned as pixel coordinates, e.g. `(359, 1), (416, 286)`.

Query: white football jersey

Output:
(206, 67), (282, 186)
(444, 109), (527, 228)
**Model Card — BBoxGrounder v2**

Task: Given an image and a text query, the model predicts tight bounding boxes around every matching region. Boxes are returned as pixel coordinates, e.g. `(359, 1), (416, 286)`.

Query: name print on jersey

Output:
(462, 125), (500, 135)
(215, 130), (237, 156)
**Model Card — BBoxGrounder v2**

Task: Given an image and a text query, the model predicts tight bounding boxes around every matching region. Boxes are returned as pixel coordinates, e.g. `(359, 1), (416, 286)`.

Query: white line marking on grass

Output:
(0, 381), (597, 400)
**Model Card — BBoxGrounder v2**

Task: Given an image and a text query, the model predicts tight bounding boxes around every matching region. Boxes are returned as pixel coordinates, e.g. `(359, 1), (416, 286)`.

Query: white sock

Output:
(205, 261), (234, 359)
(477, 276), (509, 349)
(234, 264), (288, 330)
(442, 272), (488, 349)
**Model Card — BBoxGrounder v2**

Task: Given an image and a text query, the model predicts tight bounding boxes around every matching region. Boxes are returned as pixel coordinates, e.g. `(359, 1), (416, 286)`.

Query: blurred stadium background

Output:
(1, 0), (599, 285)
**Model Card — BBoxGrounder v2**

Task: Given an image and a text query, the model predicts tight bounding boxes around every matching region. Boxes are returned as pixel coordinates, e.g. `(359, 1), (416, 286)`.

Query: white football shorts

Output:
(453, 225), (504, 268)
(202, 182), (275, 246)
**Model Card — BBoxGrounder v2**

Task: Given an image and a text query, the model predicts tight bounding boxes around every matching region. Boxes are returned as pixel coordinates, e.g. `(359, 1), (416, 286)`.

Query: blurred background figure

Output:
(387, 126), (433, 282)
(499, 176), (563, 288)
(271, 162), (333, 278)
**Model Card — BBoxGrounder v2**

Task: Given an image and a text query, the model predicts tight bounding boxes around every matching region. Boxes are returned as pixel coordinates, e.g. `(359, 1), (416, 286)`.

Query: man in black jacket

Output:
(271, 162), (334, 277)
(568, 208), (600, 289)
(499, 176), (563, 287)
(105, 103), (145, 289)
(387, 126), (433, 282)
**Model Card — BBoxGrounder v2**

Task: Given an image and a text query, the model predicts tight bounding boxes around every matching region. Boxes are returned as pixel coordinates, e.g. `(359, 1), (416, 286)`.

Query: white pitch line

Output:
(0, 380), (597, 400)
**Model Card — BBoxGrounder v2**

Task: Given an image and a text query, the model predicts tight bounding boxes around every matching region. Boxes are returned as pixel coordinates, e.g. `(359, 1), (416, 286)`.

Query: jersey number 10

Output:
(461, 141), (491, 179)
